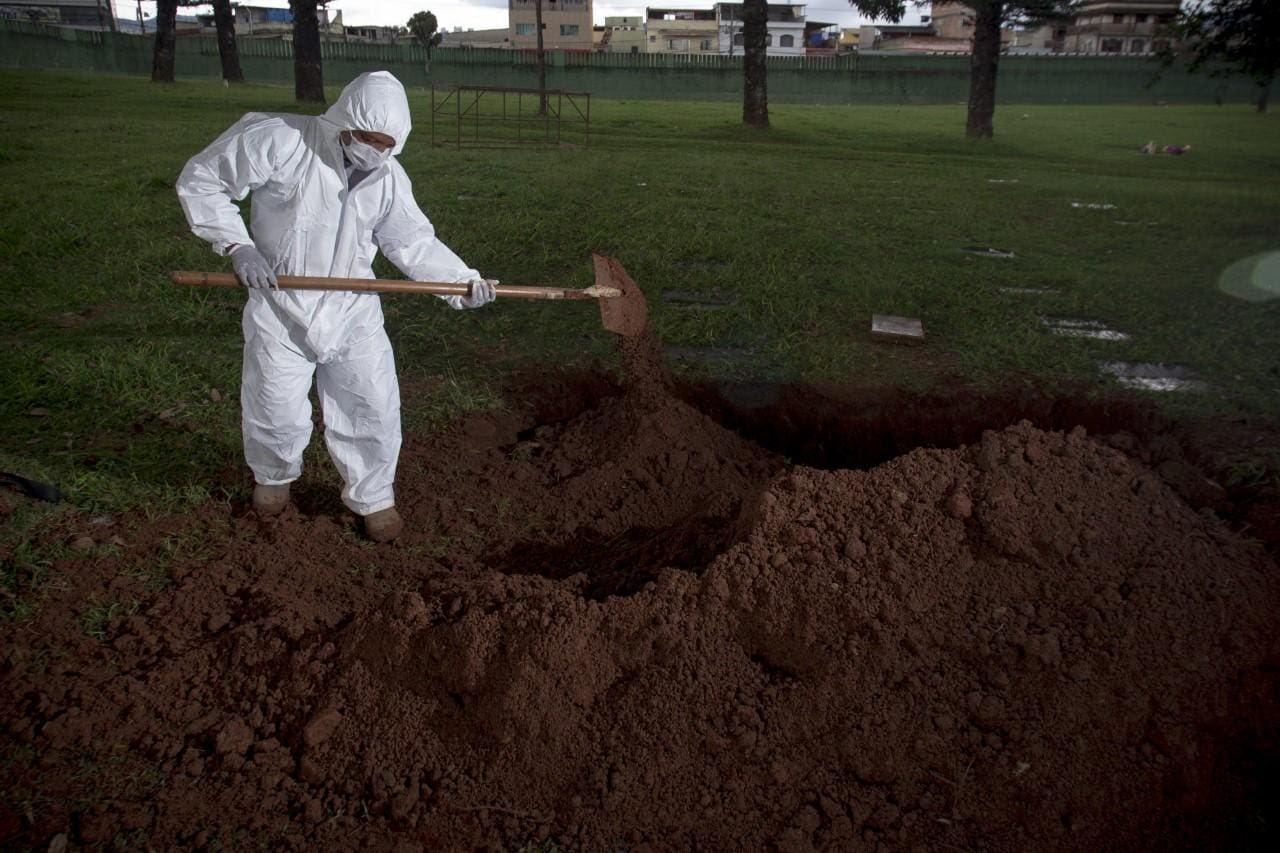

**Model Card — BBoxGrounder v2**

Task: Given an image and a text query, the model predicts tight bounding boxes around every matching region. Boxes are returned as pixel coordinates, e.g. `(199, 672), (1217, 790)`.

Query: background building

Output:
(716, 4), (825, 57)
(605, 15), (646, 53)
(1063, 0), (1178, 55)
(645, 8), (718, 55)
(0, 0), (112, 27)
(509, 0), (593, 52)
(439, 27), (509, 48)
(928, 1), (973, 40)
(223, 4), (343, 40)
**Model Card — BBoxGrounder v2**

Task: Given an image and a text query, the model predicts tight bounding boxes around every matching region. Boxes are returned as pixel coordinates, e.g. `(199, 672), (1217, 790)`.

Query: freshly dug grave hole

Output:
(2, 355), (1279, 851)
(478, 348), (779, 600)
(487, 516), (742, 601)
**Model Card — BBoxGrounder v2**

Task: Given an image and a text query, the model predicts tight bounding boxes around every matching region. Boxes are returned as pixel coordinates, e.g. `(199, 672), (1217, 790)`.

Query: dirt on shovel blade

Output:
(595, 254), (648, 339)
(1, 262), (1279, 851)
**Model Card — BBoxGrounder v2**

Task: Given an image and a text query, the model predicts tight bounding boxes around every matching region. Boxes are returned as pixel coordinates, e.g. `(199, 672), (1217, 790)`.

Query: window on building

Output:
(780, 34), (794, 47)
(1112, 14), (1125, 24)
(733, 33), (744, 46)
(765, 34), (773, 46)
(561, 24), (579, 36)
(699, 39), (712, 51)
(516, 23), (535, 36)
(631, 45), (639, 53)
(650, 35), (656, 42)
(1129, 39), (1144, 53)
(1100, 38), (1123, 53)
(1135, 14), (1148, 23)
(668, 38), (690, 51)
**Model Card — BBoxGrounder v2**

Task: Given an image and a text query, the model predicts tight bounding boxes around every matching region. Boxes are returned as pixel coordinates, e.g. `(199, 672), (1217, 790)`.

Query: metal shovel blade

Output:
(593, 254), (648, 338)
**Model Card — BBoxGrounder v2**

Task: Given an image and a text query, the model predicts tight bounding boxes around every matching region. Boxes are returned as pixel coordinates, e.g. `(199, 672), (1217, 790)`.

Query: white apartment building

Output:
(716, 3), (810, 56)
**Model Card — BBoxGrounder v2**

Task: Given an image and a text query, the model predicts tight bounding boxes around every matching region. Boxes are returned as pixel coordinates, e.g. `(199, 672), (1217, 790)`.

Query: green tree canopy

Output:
(1172, 0), (1279, 112)
(407, 10), (442, 49)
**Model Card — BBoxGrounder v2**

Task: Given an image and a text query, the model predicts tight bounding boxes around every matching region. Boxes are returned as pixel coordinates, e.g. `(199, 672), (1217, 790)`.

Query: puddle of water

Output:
(871, 314), (925, 343)
(662, 290), (740, 308)
(664, 346), (753, 365)
(1040, 317), (1130, 342)
(987, 178), (1020, 184)
(1099, 361), (1208, 392)
(1070, 202), (1117, 210)
(962, 247), (1016, 258)
(999, 287), (1060, 295)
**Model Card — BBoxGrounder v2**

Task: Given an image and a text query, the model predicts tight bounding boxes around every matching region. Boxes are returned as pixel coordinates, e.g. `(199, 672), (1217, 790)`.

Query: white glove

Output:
(229, 244), (278, 289)
(460, 278), (498, 309)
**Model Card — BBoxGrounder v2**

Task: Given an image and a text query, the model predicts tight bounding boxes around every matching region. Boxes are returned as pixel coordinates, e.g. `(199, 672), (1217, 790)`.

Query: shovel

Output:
(0, 471), (60, 504)
(169, 253), (647, 337)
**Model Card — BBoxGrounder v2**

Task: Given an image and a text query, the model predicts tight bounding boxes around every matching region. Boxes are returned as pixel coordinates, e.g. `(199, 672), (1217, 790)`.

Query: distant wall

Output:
(0, 19), (1262, 105)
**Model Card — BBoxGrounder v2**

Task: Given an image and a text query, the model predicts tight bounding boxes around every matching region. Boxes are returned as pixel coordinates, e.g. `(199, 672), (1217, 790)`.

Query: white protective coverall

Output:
(176, 71), (479, 515)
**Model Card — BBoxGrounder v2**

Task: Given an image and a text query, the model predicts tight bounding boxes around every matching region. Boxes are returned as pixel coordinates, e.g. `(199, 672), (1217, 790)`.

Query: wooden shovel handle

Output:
(169, 271), (599, 301)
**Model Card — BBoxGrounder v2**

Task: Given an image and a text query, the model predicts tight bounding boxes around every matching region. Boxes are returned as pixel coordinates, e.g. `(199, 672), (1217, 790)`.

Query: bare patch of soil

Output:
(2, 364), (1279, 851)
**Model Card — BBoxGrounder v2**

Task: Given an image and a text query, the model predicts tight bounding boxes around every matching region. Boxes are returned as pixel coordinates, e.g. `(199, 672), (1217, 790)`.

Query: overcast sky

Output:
(110, 2), (924, 32)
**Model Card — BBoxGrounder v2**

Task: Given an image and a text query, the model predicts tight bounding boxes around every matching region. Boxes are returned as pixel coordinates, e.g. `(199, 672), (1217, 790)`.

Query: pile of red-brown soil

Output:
(2, 369), (1279, 851)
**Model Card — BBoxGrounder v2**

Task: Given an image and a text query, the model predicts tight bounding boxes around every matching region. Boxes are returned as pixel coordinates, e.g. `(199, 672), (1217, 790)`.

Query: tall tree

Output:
(212, 0), (244, 84)
(151, 0), (178, 82)
(849, 2), (1078, 138)
(535, 0), (548, 115)
(1173, 0), (1279, 113)
(965, 1), (1004, 139)
(291, 0), (325, 103)
(742, 0), (769, 127)
(96, 0), (116, 32)
(407, 10), (443, 74)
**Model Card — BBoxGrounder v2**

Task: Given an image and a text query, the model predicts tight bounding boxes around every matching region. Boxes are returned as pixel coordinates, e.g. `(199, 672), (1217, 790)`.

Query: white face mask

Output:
(341, 134), (392, 171)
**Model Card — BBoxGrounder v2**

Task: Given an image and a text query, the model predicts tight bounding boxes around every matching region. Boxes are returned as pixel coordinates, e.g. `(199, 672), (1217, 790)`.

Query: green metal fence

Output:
(0, 18), (1261, 105)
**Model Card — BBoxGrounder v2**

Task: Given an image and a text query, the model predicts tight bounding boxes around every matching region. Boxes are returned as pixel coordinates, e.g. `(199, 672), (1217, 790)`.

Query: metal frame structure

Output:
(430, 84), (591, 149)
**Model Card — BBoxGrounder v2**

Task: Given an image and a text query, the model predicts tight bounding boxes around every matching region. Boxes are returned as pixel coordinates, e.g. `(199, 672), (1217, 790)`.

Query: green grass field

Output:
(1, 68), (1278, 520)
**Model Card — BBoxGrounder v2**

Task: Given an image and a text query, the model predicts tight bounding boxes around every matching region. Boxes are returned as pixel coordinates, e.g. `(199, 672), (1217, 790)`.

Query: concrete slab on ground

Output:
(1040, 316), (1130, 342)
(1099, 361), (1208, 392)
(871, 314), (926, 344)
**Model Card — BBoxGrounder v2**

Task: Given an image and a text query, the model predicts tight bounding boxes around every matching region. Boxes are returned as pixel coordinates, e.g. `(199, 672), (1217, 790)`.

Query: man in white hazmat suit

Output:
(176, 71), (494, 542)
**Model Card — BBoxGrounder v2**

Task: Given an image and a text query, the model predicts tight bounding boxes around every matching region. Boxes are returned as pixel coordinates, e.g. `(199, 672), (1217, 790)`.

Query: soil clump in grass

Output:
(1, 342), (1278, 850)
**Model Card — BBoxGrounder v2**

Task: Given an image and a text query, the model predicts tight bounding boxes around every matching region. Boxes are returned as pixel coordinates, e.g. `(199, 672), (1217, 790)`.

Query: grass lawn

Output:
(1, 68), (1278, 523)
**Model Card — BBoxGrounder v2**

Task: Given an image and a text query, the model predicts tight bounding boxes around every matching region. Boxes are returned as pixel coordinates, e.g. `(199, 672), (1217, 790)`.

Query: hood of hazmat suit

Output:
(322, 71), (412, 157)
(176, 70), (480, 362)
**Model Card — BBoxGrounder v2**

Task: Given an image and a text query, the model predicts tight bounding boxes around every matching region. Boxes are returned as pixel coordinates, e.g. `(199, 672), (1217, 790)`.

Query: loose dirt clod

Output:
(1, 290), (1278, 850)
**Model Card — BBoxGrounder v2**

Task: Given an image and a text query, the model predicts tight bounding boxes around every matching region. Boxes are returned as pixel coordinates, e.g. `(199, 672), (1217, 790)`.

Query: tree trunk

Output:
(965, 1), (1003, 139)
(536, 0), (547, 115)
(290, 0), (325, 103)
(150, 0), (177, 82)
(212, 0), (244, 83)
(742, 0), (768, 128)
(1257, 75), (1273, 113)
(97, 0), (115, 32)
